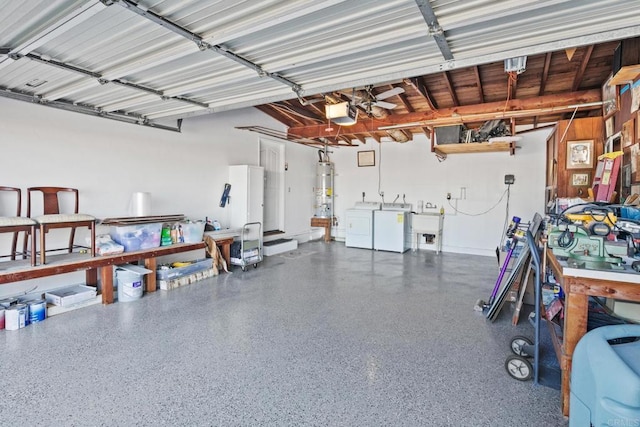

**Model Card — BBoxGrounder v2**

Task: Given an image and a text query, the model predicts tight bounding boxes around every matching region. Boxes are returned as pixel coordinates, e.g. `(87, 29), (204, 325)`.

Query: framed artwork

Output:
(637, 111), (640, 142)
(566, 140), (594, 169)
(622, 119), (635, 148)
(602, 74), (618, 119)
(622, 164), (632, 188)
(357, 150), (375, 167)
(571, 172), (590, 187)
(605, 117), (615, 138)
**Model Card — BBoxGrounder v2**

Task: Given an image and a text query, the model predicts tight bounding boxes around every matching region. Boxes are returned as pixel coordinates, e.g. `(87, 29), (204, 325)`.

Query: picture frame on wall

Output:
(357, 150), (375, 167)
(622, 164), (632, 188)
(602, 74), (618, 119)
(571, 172), (590, 187)
(605, 116), (615, 138)
(566, 140), (594, 169)
(622, 119), (635, 148)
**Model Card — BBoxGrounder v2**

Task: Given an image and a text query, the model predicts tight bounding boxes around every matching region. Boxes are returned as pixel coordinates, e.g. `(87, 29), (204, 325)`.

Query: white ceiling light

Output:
(325, 102), (357, 126)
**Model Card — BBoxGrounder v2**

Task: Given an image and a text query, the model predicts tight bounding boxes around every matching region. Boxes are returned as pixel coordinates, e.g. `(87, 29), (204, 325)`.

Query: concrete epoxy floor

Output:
(0, 241), (567, 426)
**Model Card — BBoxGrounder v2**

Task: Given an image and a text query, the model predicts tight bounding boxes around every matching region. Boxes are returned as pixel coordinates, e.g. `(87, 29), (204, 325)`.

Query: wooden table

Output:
(546, 249), (640, 416)
(0, 242), (205, 304)
(311, 217), (334, 242)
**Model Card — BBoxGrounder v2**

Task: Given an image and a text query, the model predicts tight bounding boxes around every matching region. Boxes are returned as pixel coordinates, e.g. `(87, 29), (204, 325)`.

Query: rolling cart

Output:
(505, 230), (561, 388)
(230, 222), (263, 271)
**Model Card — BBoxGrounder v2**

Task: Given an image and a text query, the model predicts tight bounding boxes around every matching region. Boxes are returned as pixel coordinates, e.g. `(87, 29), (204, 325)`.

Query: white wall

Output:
(330, 129), (550, 256)
(0, 98), (317, 298)
(0, 94), (549, 298)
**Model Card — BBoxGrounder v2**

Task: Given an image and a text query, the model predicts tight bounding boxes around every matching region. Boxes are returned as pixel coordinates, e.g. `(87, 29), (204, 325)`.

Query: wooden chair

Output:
(0, 186), (37, 266)
(25, 187), (96, 265)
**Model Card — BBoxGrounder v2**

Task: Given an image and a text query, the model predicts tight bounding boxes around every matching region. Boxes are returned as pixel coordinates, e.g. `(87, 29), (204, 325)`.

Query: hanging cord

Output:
(447, 186), (510, 216)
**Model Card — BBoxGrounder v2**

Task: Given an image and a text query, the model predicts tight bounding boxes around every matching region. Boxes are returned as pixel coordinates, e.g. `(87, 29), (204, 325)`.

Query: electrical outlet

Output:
(446, 193), (451, 200)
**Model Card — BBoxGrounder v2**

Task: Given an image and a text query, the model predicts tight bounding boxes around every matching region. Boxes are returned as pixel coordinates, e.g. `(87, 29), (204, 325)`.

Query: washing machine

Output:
(345, 202), (381, 249)
(373, 203), (412, 253)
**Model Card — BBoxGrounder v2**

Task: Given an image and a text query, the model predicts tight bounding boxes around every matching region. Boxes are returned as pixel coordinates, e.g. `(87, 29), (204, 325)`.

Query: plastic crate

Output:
(156, 259), (213, 280)
(109, 223), (162, 252)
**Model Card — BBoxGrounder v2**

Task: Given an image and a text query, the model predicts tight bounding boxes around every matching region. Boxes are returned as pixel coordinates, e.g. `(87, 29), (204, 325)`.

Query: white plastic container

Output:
(116, 264), (152, 302)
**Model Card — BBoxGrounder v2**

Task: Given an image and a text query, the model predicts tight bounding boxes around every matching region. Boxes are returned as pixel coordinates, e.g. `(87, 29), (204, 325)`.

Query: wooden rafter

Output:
(474, 66), (484, 103)
(394, 84), (415, 113)
(255, 104), (305, 126)
(442, 71), (459, 106)
(572, 45), (594, 92)
(539, 52), (552, 96)
(406, 77), (437, 109)
(354, 134), (366, 144)
(279, 100), (325, 122)
(287, 89), (601, 139)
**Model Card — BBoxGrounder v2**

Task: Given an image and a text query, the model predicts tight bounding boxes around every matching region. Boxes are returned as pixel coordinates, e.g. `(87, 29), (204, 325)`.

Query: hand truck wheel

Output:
(510, 335), (533, 357)
(505, 355), (533, 381)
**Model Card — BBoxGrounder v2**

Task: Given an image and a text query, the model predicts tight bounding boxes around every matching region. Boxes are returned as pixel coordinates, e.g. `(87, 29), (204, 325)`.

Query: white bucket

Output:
(116, 269), (144, 302)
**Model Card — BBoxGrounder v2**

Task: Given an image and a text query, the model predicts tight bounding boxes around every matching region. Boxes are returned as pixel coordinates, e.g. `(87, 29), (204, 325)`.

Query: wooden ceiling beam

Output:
(572, 45), (594, 92)
(442, 71), (459, 106)
(255, 104), (305, 126)
(354, 134), (366, 144)
(393, 84), (415, 113)
(287, 89), (601, 138)
(405, 77), (437, 110)
(474, 66), (484, 103)
(278, 100), (325, 122)
(539, 52), (552, 96)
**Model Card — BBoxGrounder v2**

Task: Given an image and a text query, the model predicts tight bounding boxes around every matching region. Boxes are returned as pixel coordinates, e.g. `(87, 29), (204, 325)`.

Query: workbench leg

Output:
(144, 257), (157, 293)
(100, 266), (114, 304)
(561, 286), (588, 417)
(324, 224), (331, 242)
(85, 269), (98, 287)
(221, 243), (230, 268)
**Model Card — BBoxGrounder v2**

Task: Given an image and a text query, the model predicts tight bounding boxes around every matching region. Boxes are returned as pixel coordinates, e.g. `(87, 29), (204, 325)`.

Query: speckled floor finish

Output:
(0, 242), (567, 426)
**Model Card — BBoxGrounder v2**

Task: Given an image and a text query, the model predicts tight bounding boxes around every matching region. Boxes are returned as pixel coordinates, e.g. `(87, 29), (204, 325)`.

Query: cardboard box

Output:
(45, 285), (97, 307)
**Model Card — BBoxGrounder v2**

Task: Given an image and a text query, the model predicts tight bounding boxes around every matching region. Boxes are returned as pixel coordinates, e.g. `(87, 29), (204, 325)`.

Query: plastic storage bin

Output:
(110, 223), (162, 252)
(156, 259), (213, 280)
(179, 221), (205, 243)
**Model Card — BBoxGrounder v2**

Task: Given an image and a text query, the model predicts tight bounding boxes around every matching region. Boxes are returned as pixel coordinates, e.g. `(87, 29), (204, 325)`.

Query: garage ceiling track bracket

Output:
(113, 0), (302, 95)
(414, 0), (453, 61)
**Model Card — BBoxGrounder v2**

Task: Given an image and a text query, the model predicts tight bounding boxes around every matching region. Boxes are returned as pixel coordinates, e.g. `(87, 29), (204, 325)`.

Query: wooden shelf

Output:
(434, 141), (516, 156)
(609, 64), (640, 86)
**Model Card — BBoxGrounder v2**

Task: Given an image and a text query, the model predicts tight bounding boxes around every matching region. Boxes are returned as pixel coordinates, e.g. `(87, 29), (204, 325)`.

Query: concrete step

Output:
(263, 238), (298, 256)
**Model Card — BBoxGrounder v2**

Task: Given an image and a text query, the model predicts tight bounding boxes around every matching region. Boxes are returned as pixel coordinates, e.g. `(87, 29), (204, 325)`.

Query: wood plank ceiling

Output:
(255, 41), (619, 146)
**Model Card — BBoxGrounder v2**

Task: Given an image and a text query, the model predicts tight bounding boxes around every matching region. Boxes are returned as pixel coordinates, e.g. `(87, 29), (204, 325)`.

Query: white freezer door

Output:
(345, 209), (374, 249)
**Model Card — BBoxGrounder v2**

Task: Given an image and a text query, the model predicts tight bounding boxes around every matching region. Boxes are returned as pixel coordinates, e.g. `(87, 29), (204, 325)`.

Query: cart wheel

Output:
(253, 263), (258, 268)
(505, 355), (533, 381)
(510, 336), (533, 357)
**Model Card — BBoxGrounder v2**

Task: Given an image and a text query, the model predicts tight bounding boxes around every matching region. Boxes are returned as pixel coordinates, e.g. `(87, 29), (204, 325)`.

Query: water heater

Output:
(314, 158), (334, 218)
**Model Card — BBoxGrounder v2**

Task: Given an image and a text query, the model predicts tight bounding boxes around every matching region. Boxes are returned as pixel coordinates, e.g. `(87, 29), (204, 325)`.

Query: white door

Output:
(260, 139), (285, 232)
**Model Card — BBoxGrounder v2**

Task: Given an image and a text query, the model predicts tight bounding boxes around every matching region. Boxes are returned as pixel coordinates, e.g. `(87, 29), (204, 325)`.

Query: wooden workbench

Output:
(0, 242), (205, 304)
(546, 249), (640, 416)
